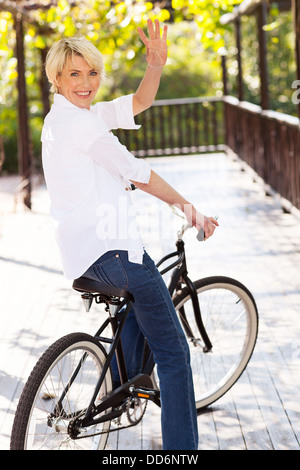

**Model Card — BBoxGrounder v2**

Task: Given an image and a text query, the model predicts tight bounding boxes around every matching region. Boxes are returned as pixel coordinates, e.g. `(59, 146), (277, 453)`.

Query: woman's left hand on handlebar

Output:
(202, 216), (219, 240)
(185, 206), (219, 241)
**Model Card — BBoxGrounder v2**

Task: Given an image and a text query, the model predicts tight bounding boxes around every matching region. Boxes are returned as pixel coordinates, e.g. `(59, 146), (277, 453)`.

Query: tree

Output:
(0, 0), (241, 181)
(0, 1), (160, 179)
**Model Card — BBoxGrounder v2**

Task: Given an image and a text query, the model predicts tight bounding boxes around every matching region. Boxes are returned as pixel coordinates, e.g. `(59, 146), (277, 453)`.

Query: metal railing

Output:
(115, 96), (225, 157)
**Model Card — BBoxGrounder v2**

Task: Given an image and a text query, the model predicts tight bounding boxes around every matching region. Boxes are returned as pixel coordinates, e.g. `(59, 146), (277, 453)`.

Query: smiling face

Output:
(56, 54), (101, 110)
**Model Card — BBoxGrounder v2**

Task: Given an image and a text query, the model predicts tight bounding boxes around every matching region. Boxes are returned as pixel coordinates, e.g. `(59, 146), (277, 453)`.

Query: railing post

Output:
(235, 17), (244, 102)
(116, 97), (224, 157)
(14, 12), (32, 210)
(292, 0), (300, 119)
(255, 1), (270, 184)
(221, 54), (228, 96)
(221, 54), (229, 148)
(257, 1), (270, 110)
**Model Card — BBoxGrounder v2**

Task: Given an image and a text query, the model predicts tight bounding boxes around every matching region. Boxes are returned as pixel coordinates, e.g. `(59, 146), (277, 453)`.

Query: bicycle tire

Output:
(10, 332), (113, 450)
(172, 276), (258, 410)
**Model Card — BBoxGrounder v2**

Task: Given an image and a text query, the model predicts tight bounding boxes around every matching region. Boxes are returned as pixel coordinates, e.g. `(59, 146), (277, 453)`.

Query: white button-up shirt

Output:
(41, 93), (151, 280)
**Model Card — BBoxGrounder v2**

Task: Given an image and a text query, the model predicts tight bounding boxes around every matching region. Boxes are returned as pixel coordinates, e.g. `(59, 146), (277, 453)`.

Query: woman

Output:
(42, 19), (218, 450)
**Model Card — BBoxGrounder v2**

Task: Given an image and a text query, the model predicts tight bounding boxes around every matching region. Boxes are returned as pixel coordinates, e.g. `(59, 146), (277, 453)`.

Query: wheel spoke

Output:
(173, 277), (258, 409)
(11, 334), (112, 450)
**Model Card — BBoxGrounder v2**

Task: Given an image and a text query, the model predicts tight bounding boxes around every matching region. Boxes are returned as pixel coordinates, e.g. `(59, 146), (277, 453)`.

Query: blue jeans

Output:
(83, 250), (198, 450)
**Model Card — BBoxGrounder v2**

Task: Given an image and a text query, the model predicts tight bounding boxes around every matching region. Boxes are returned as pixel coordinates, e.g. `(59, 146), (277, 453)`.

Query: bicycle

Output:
(10, 221), (258, 450)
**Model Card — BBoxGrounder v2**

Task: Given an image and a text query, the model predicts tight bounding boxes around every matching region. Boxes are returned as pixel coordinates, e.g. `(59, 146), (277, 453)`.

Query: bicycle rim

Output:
(173, 277), (258, 410)
(11, 333), (113, 450)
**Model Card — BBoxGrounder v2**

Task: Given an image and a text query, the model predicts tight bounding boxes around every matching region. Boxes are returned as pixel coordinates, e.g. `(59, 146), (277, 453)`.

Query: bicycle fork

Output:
(168, 242), (213, 352)
(183, 275), (213, 352)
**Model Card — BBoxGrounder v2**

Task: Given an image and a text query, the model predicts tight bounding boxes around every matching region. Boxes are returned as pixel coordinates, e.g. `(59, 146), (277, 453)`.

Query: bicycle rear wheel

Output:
(10, 333), (112, 450)
(172, 276), (258, 410)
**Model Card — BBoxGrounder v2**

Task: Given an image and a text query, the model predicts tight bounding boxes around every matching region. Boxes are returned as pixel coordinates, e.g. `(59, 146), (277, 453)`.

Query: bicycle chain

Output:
(68, 417), (140, 440)
(126, 396), (148, 425)
(68, 397), (147, 440)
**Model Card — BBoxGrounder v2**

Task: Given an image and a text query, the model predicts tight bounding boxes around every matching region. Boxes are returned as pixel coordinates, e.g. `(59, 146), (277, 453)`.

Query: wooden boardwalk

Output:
(1, 153), (300, 451)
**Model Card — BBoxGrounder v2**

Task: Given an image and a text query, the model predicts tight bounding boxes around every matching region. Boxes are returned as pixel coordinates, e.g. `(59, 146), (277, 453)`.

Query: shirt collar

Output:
(53, 93), (97, 114)
(53, 93), (81, 110)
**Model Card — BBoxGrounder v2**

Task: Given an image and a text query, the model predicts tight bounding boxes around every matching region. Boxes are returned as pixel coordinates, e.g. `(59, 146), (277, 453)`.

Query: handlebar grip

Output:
(196, 216), (218, 242)
(197, 228), (205, 242)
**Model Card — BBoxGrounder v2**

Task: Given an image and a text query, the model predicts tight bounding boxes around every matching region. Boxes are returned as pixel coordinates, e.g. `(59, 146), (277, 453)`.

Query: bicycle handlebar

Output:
(177, 223), (192, 240)
(178, 216), (218, 242)
(176, 224), (205, 242)
(197, 227), (205, 242)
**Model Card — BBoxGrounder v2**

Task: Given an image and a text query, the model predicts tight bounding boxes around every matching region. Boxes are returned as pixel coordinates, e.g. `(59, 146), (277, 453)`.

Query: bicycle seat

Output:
(72, 276), (133, 300)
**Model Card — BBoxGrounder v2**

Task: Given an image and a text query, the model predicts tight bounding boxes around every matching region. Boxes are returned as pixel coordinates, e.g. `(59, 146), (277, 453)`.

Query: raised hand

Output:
(137, 19), (168, 68)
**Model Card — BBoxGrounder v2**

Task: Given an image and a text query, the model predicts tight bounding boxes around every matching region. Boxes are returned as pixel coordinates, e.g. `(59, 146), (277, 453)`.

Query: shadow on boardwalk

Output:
(0, 153), (300, 450)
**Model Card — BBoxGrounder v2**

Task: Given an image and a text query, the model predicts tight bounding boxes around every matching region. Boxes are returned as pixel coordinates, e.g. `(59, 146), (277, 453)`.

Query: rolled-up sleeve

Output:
(93, 94), (141, 131)
(113, 94), (141, 130)
(72, 96), (149, 185)
(87, 132), (151, 184)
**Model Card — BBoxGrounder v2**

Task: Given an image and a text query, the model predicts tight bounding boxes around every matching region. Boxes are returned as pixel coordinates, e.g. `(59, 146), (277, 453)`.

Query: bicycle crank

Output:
(126, 395), (148, 424)
(128, 385), (160, 407)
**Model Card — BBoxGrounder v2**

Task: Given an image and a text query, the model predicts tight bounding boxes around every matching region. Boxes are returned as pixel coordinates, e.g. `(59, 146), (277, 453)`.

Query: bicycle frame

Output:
(56, 230), (212, 434)
(164, 238), (213, 351)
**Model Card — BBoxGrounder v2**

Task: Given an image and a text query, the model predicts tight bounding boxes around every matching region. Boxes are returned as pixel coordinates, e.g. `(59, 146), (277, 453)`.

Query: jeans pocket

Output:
(93, 253), (128, 290)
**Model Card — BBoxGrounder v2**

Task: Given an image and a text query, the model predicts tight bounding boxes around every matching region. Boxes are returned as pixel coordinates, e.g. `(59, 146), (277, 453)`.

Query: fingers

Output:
(137, 19), (168, 44)
(137, 27), (149, 46)
(162, 24), (168, 42)
(203, 217), (219, 241)
(148, 18), (157, 39)
(210, 217), (219, 227)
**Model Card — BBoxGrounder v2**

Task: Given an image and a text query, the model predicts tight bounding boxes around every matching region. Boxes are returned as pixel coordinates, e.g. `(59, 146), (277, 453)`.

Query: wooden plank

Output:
(1, 154), (300, 451)
(229, 369), (273, 450)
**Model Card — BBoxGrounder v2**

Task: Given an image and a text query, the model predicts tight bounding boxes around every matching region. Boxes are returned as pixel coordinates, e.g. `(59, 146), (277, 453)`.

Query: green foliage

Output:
(100, 21), (222, 101)
(0, 0), (229, 173)
(224, 8), (297, 116)
(0, 106), (18, 173)
(266, 8), (296, 115)
(0, 0), (297, 174)
(171, 0), (242, 54)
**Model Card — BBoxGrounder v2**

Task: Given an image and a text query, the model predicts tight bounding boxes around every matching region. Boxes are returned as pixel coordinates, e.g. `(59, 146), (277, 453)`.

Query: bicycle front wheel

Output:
(11, 333), (113, 450)
(173, 276), (258, 410)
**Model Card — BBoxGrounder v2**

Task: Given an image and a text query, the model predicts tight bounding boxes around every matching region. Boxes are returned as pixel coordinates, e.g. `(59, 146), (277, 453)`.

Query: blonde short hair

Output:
(45, 36), (105, 93)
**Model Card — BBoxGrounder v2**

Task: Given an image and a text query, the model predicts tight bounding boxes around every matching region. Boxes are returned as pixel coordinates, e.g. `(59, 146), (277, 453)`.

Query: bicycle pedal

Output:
(94, 374), (156, 415)
(129, 386), (160, 401)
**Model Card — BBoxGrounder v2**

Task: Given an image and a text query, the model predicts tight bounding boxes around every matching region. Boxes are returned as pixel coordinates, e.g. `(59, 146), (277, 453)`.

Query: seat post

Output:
(81, 293), (94, 312)
(108, 301), (119, 317)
